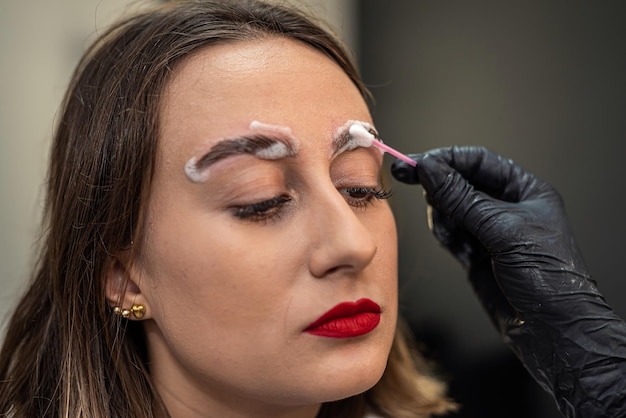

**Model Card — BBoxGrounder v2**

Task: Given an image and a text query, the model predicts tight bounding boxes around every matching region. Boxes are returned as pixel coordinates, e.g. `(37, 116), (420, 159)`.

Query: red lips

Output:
(304, 298), (381, 338)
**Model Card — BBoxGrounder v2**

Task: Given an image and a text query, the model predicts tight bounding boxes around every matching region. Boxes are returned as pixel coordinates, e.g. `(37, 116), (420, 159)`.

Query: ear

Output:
(105, 258), (152, 320)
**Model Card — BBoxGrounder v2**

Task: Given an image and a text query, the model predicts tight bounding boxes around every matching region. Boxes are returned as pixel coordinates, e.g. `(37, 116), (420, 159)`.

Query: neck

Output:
(157, 382), (321, 418)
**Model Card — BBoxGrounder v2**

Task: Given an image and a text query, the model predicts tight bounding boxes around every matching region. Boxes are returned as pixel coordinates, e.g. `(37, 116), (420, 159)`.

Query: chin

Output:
(316, 345), (389, 402)
(267, 344), (389, 407)
(328, 374), (384, 403)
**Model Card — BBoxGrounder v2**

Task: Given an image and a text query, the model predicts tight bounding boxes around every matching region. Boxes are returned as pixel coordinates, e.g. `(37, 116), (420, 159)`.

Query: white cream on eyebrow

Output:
(336, 119), (417, 167)
(184, 120), (300, 183)
(334, 120), (384, 156)
(249, 120), (300, 159)
(185, 156), (210, 183)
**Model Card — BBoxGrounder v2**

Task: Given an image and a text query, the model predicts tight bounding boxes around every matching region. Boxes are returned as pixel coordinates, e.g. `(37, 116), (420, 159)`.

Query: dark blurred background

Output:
(357, 2), (626, 417)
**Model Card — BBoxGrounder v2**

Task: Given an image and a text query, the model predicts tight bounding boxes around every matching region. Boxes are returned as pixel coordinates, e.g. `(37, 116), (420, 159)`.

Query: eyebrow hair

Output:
(193, 134), (298, 173)
(331, 123), (380, 158)
(333, 130), (353, 155)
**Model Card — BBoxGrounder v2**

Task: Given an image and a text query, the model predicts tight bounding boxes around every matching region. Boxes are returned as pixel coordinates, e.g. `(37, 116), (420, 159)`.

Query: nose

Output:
(307, 183), (378, 278)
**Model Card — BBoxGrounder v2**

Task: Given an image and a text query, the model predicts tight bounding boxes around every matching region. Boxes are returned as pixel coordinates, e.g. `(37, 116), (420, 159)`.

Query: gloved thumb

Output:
(390, 155), (420, 184)
(395, 152), (487, 232)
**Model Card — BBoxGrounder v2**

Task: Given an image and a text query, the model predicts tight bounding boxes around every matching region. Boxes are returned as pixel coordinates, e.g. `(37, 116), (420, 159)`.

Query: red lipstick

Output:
(304, 298), (381, 338)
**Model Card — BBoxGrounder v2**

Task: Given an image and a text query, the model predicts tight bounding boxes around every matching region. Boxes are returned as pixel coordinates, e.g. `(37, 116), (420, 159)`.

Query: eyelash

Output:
(341, 187), (394, 209)
(231, 195), (293, 222)
(231, 186), (393, 223)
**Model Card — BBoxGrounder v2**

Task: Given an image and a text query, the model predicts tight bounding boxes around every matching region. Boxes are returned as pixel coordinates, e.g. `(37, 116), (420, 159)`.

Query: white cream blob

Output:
(348, 123), (375, 147)
(254, 142), (290, 159)
(249, 120), (300, 159)
(184, 156), (210, 183)
(249, 120), (299, 148)
(334, 120), (384, 156)
(341, 120), (417, 167)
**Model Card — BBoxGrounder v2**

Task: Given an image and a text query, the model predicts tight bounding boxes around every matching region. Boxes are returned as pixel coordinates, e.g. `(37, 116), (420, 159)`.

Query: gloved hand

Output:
(391, 146), (626, 418)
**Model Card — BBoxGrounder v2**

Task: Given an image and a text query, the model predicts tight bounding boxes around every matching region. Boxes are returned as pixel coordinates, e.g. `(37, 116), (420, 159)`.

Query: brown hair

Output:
(0, 1), (455, 416)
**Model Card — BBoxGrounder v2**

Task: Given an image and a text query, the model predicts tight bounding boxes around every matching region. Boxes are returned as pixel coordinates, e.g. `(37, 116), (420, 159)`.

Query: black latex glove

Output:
(391, 146), (626, 418)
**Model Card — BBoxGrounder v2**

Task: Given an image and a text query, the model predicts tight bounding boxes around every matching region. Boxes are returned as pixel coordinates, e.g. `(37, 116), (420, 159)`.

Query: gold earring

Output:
(114, 306), (131, 318)
(131, 304), (145, 319)
(113, 305), (145, 319)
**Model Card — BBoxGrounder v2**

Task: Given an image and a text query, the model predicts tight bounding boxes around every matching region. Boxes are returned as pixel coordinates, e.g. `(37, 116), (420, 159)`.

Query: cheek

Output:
(370, 205), (398, 283)
(135, 213), (304, 325)
(367, 206), (399, 341)
(133, 211), (317, 388)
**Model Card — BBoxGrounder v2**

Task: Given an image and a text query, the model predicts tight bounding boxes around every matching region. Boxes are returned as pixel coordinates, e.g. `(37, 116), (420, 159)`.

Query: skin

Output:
(107, 37), (398, 418)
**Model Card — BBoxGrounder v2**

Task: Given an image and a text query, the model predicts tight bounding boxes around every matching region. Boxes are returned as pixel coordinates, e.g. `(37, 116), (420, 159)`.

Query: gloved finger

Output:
(428, 205), (481, 268)
(393, 146), (553, 203)
(421, 146), (528, 202)
(414, 152), (494, 237)
(390, 154), (420, 184)
(412, 151), (546, 257)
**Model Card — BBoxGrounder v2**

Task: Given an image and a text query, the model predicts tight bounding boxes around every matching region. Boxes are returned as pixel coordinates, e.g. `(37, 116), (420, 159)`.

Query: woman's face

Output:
(132, 37), (398, 417)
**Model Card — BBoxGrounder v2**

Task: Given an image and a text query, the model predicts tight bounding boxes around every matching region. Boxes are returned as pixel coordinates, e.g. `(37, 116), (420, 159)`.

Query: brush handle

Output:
(371, 139), (416, 167)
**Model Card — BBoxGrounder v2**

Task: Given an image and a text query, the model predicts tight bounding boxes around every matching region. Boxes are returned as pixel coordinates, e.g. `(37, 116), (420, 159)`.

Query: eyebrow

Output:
(331, 123), (380, 158)
(193, 134), (298, 173)
(333, 130), (353, 155)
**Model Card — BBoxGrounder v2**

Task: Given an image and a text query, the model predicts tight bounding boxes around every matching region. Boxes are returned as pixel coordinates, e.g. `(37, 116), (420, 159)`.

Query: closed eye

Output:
(230, 194), (293, 223)
(339, 186), (393, 209)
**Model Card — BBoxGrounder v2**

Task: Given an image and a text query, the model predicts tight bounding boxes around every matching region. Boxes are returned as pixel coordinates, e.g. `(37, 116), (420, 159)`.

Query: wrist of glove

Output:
(391, 146), (626, 418)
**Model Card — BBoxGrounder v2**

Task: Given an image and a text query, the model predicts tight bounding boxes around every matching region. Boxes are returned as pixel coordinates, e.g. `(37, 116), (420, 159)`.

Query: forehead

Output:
(158, 37), (369, 143)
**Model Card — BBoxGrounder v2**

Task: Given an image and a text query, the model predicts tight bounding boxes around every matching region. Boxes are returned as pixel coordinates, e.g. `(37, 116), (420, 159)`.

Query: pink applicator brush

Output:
(348, 124), (417, 167)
